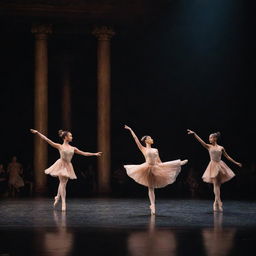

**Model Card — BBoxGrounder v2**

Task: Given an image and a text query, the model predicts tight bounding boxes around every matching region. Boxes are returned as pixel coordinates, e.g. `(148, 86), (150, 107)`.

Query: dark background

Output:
(0, 0), (255, 199)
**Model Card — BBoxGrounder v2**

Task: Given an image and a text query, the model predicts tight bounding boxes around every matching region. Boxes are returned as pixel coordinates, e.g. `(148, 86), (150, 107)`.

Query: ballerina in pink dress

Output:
(30, 129), (102, 211)
(124, 125), (188, 215)
(187, 129), (242, 212)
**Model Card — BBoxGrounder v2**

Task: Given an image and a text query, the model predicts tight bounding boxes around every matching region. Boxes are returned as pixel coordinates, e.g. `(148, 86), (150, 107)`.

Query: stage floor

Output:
(0, 198), (256, 255)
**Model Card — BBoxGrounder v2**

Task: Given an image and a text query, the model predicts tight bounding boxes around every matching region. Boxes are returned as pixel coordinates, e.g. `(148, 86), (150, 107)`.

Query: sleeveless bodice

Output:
(209, 147), (222, 162)
(59, 147), (74, 163)
(144, 148), (159, 165)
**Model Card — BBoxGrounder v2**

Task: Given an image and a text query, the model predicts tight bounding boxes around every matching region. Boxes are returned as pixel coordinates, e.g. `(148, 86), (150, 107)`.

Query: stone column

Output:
(61, 57), (72, 130)
(93, 27), (115, 194)
(31, 24), (52, 195)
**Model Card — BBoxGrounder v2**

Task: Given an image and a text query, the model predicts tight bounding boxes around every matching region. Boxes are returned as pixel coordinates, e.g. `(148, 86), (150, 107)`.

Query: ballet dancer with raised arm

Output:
(124, 125), (188, 215)
(30, 129), (102, 211)
(187, 129), (242, 211)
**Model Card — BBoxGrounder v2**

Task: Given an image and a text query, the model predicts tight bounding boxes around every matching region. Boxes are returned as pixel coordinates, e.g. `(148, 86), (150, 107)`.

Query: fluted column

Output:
(32, 24), (52, 195)
(93, 27), (115, 194)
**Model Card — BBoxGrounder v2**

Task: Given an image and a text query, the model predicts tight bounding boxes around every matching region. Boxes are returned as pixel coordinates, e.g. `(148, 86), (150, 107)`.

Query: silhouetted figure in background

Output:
(7, 156), (24, 197)
(186, 168), (199, 198)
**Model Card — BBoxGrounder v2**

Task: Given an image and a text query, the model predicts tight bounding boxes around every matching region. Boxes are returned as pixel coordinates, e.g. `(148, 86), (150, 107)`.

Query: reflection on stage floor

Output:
(0, 198), (255, 255)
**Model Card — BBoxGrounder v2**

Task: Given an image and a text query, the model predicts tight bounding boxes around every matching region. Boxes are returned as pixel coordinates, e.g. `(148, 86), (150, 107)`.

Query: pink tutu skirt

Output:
(202, 160), (235, 184)
(44, 159), (77, 179)
(124, 160), (182, 188)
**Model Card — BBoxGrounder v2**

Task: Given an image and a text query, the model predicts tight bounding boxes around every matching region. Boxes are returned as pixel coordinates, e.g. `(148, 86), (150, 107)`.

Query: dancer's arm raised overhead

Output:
(124, 125), (145, 153)
(30, 129), (61, 150)
(74, 148), (102, 157)
(222, 148), (242, 167)
(187, 129), (210, 149)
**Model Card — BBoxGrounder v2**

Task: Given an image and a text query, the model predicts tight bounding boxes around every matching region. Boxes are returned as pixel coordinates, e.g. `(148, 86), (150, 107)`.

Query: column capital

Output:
(93, 26), (115, 41)
(32, 24), (53, 39)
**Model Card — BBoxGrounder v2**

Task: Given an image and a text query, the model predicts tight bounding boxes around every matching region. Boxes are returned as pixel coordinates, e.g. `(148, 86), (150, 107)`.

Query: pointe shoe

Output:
(218, 201), (223, 212)
(61, 203), (66, 211)
(53, 196), (59, 207)
(181, 159), (188, 166)
(213, 201), (218, 212)
(150, 204), (156, 215)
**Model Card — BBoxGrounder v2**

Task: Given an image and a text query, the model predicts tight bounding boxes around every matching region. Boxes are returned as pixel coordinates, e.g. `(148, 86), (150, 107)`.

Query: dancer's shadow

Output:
(127, 215), (177, 256)
(202, 212), (236, 256)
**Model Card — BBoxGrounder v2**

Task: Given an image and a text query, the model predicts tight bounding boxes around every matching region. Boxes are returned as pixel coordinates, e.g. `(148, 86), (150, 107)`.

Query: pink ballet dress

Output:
(44, 147), (77, 179)
(124, 148), (183, 188)
(202, 146), (235, 184)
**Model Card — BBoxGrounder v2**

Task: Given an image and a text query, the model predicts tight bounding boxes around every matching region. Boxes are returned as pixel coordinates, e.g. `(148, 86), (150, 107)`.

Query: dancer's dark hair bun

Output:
(58, 129), (69, 139)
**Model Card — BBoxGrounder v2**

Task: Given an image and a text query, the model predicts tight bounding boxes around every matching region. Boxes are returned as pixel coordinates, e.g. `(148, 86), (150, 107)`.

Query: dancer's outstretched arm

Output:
(30, 129), (61, 149)
(74, 148), (102, 157)
(124, 125), (145, 153)
(222, 148), (242, 167)
(187, 129), (210, 149)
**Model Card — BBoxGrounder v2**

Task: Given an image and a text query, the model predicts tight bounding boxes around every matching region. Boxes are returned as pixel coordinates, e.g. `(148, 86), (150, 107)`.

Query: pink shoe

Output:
(218, 201), (223, 212)
(61, 202), (66, 211)
(213, 201), (218, 212)
(53, 196), (59, 207)
(150, 204), (156, 215)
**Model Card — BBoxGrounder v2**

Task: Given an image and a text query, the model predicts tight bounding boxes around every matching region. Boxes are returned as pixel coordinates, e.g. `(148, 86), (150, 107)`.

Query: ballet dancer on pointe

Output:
(187, 129), (242, 211)
(124, 125), (188, 215)
(30, 129), (102, 211)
